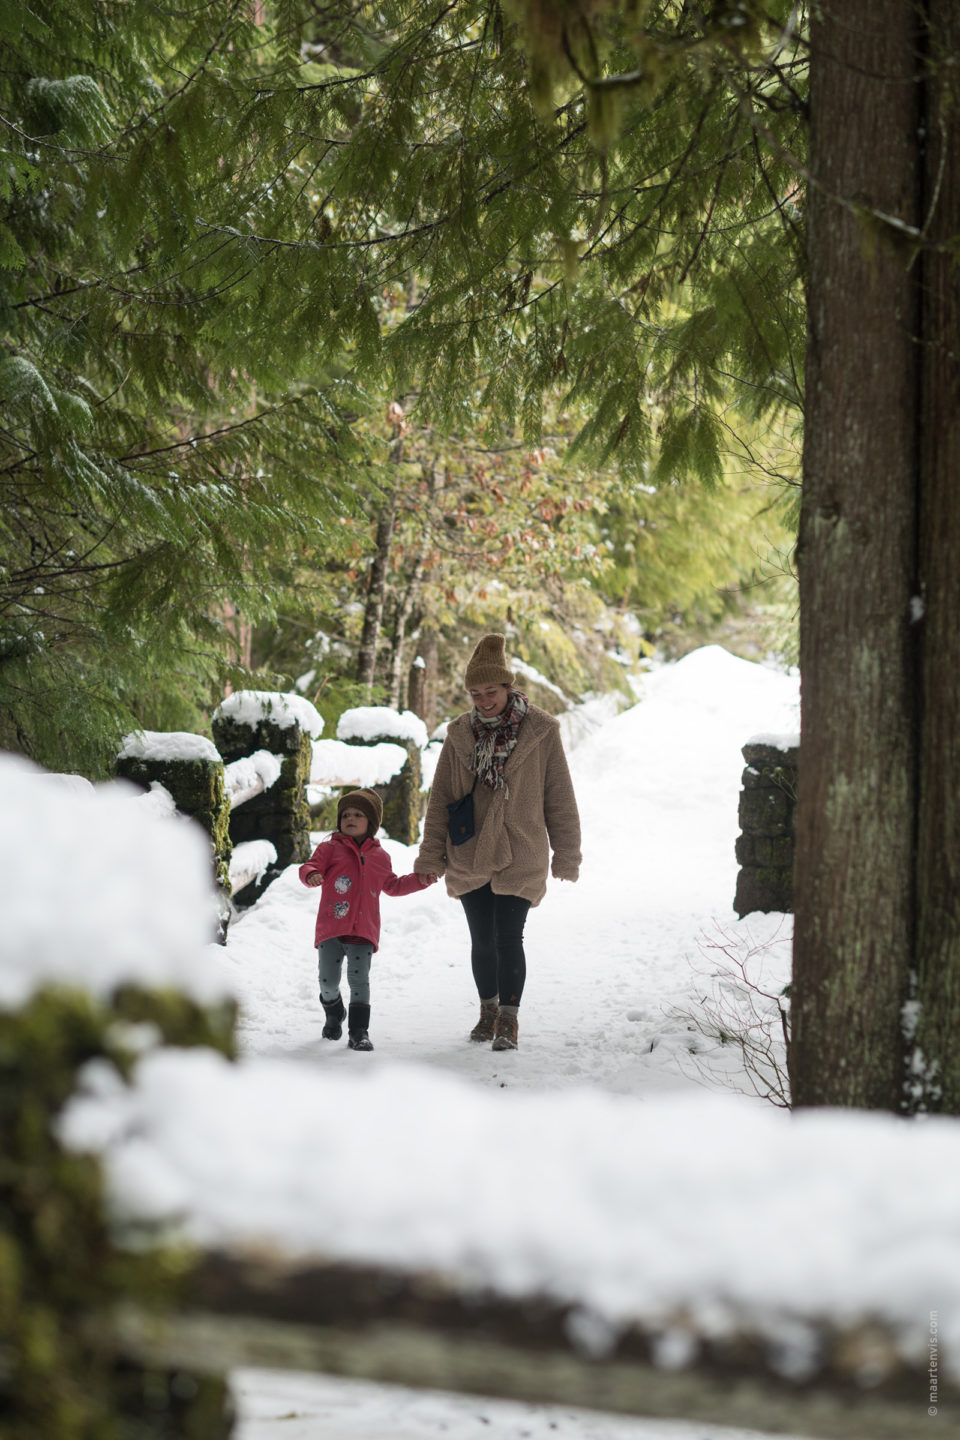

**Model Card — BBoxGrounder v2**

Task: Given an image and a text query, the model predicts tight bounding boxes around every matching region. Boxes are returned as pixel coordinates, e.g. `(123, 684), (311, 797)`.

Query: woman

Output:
(415, 633), (581, 1051)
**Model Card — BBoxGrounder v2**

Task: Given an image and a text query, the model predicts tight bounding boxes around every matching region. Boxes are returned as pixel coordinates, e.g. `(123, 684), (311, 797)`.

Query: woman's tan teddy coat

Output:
(414, 703), (581, 905)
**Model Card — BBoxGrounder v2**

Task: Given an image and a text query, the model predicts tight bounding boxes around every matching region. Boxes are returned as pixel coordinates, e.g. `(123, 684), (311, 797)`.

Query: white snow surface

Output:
(223, 749), (284, 799)
(33, 771), (96, 796)
(0, 755), (232, 1009)
(130, 780), (178, 820)
(309, 737), (409, 788)
(214, 690), (324, 739)
(61, 1044), (960, 1364)
(13, 644), (956, 1440)
(229, 840), (278, 890)
(118, 729), (221, 763)
(746, 732), (800, 751)
(229, 1370), (802, 1440)
(337, 704), (429, 748)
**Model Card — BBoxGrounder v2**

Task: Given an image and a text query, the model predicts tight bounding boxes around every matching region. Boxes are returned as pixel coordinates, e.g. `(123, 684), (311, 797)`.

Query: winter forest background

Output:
(3, 2), (960, 1438)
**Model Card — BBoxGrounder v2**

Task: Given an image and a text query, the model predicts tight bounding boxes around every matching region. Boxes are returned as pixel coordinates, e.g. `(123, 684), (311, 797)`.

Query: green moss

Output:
(0, 986), (237, 1438)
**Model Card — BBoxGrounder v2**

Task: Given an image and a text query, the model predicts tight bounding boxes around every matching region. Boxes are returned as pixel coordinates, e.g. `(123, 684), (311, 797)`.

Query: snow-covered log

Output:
(107, 1251), (956, 1440)
(222, 750), (283, 810)
(228, 839), (278, 896)
(59, 1050), (960, 1439)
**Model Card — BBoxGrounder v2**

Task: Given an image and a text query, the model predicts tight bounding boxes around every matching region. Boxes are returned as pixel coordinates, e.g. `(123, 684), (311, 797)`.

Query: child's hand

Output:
(418, 872), (439, 887)
(304, 872), (323, 887)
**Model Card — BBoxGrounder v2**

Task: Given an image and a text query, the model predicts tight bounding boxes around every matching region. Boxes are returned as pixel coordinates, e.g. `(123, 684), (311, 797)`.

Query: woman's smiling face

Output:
(469, 684), (511, 719)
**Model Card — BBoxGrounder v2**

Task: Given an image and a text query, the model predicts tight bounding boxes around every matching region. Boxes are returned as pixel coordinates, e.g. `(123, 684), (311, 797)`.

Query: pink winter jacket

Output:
(299, 832), (424, 951)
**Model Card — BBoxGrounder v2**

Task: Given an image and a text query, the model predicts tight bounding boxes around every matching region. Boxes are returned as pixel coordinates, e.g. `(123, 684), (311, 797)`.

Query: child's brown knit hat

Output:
(337, 788), (383, 833)
(464, 633), (515, 689)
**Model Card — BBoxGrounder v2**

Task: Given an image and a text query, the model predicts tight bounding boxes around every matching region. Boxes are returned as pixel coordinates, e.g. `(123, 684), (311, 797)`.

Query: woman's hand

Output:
(418, 872), (439, 887)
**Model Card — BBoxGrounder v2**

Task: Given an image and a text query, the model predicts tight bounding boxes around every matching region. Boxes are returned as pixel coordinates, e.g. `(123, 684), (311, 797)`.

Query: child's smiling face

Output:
(339, 807), (370, 839)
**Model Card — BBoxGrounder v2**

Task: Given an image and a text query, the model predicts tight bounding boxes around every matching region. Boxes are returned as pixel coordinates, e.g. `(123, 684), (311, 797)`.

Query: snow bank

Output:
(337, 706), (428, 749)
(0, 753), (234, 1009)
(119, 730), (221, 763)
(60, 1052), (960, 1377)
(33, 772), (96, 797)
(214, 691), (324, 739)
(129, 781), (178, 820)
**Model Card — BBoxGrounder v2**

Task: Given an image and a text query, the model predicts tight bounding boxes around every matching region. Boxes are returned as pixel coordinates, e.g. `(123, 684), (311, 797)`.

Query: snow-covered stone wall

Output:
(212, 691), (315, 901)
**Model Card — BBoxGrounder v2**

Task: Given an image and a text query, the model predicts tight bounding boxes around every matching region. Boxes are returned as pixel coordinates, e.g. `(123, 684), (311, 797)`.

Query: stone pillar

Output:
(734, 739), (799, 917)
(115, 732), (231, 917)
(337, 706), (428, 845)
(212, 692), (320, 904)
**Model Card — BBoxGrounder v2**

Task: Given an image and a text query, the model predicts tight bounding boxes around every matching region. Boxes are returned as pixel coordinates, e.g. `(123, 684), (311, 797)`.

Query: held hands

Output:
(418, 872), (439, 887)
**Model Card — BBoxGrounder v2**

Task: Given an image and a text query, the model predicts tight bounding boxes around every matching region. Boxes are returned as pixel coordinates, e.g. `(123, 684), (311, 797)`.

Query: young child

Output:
(299, 788), (435, 1051)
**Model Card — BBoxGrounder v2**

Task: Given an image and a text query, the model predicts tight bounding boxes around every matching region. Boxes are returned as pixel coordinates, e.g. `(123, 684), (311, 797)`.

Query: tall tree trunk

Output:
(386, 540), (427, 709)
(913, 0), (960, 1111)
(355, 437), (404, 693)
(791, 1), (923, 1107)
(418, 624), (440, 732)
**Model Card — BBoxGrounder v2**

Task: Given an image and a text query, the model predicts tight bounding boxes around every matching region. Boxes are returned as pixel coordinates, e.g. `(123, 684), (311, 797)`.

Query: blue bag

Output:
(446, 775), (478, 845)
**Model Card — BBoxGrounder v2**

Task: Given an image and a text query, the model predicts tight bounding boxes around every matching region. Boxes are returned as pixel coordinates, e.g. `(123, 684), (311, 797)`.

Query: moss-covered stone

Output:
(380, 742), (423, 846)
(735, 864), (794, 918)
(211, 713), (306, 762)
(737, 785), (791, 837)
(734, 832), (795, 868)
(339, 732), (423, 845)
(115, 753), (232, 902)
(225, 734), (313, 901)
(734, 743), (798, 917)
(0, 985), (237, 1439)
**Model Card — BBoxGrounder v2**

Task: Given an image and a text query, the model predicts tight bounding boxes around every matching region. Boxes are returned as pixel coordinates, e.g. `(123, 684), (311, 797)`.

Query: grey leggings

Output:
(318, 938), (374, 1006)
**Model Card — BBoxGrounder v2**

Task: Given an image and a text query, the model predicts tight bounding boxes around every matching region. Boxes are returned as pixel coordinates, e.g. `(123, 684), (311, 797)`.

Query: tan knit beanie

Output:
(337, 788), (383, 833)
(464, 633), (515, 689)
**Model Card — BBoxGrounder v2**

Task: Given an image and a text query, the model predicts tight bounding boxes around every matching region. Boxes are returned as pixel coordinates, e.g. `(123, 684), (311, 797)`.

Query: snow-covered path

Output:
(8, 645), (958, 1439)
(222, 647), (799, 1100)
(220, 648), (809, 1440)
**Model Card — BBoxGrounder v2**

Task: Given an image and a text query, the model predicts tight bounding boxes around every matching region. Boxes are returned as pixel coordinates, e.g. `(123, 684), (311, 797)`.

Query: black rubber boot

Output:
(348, 1002), (374, 1051)
(321, 995), (346, 1040)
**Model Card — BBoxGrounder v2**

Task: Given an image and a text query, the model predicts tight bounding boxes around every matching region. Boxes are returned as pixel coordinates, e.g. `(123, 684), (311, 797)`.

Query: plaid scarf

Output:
(471, 690), (529, 793)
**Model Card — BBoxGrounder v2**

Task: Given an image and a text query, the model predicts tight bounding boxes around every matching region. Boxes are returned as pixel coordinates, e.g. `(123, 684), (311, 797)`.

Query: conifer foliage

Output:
(0, 1), (361, 773)
(2, 1), (804, 772)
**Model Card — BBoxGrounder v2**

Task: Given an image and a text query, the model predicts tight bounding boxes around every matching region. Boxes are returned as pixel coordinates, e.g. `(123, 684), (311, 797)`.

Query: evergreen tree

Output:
(280, 0), (806, 483)
(3, 1), (802, 775)
(0, 1), (363, 773)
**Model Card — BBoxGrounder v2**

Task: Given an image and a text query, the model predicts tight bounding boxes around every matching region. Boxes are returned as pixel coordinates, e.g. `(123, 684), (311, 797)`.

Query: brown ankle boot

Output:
(470, 998), (499, 1042)
(491, 1007), (519, 1051)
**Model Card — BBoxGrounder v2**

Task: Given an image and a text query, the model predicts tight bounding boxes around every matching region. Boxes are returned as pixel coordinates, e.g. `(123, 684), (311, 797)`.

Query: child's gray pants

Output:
(318, 938), (374, 1006)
